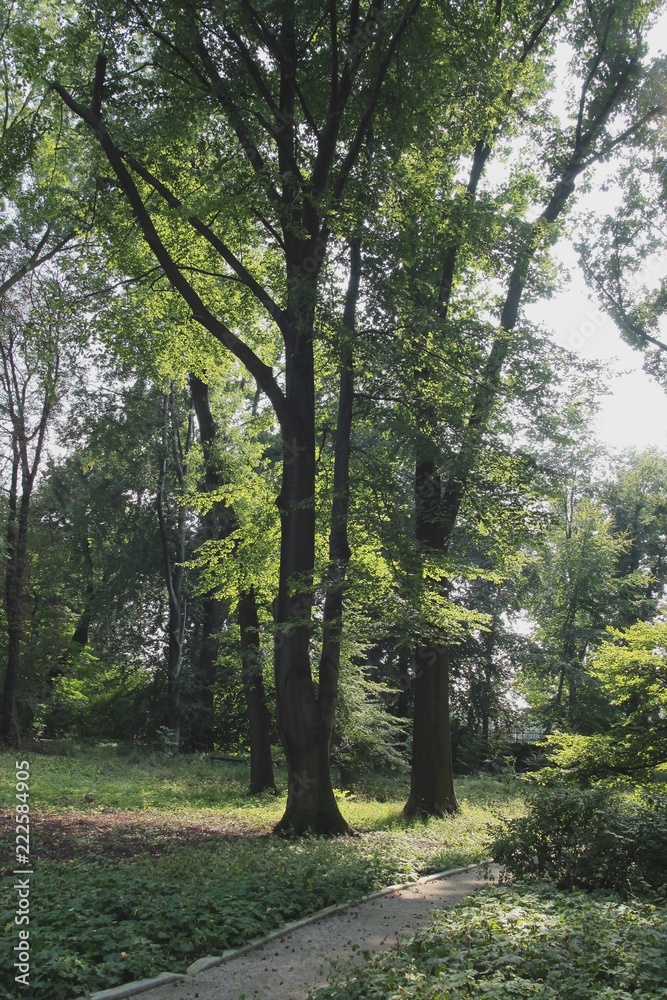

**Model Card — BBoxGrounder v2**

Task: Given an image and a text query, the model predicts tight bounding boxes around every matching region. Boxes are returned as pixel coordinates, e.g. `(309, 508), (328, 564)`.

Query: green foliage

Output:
(539, 618), (667, 778)
(490, 783), (667, 895)
(310, 883), (667, 999)
(0, 750), (526, 999)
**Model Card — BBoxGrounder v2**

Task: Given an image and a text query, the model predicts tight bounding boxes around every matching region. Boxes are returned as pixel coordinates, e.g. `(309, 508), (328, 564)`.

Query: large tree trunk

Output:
(273, 253), (349, 835)
(406, 452), (457, 816)
(405, 643), (456, 816)
(239, 587), (276, 794)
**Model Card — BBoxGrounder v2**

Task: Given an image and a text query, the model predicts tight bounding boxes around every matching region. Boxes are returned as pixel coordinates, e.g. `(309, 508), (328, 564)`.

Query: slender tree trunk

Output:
(195, 596), (223, 750)
(2, 436), (41, 744)
(239, 587), (276, 794)
(190, 375), (226, 751)
(156, 391), (192, 754)
(190, 375), (276, 780)
(481, 618), (496, 753)
(72, 537), (95, 646)
(2, 453), (23, 744)
(318, 240), (361, 749)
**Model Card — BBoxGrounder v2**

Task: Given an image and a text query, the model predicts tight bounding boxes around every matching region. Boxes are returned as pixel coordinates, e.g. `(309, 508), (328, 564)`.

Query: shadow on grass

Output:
(0, 807), (272, 872)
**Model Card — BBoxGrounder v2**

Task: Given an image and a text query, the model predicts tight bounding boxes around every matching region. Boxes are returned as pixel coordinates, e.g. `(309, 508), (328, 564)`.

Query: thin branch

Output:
(193, 32), (286, 201)
(332, 0), (422, 202)
(0, 230), (75, 298)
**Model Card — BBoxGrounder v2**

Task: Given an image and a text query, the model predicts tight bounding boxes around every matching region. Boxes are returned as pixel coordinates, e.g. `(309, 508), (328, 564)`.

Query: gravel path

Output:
(141, 865), (499, 1000)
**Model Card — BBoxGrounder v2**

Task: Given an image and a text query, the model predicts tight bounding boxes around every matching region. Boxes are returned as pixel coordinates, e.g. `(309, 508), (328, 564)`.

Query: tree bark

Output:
(190, 374), (226, 751)
(405, 643), (456, 816)
(239, 587), (276, 794)
(273, 292), (350, 835)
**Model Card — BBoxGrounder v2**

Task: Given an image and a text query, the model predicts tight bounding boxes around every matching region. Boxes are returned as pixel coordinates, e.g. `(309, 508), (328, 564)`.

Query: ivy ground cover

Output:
(0, 748), (525, 999)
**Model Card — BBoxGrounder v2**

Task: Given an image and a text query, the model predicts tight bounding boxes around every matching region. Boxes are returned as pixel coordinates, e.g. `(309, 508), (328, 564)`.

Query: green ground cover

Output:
(0, 747), (526, 1000)
(310, 883), (667, 999)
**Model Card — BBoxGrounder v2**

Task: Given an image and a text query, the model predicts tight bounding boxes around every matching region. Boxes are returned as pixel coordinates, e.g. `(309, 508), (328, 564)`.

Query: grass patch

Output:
(0, 749), (526, 999)
(310, 882), (667, 999)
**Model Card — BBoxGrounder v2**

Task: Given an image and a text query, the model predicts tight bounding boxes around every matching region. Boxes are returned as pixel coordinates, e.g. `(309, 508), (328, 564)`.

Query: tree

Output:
(400, 0), (667, 815)
(544, 618), (667, 777)
(0, 275), (82, 742)
(49, 0), (427, 833)
(525, 492), (635, 730)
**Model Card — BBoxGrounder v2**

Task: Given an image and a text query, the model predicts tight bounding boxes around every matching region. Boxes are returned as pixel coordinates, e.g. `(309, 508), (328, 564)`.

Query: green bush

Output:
(490, 783), (667, 894)
(311, 883), (667, 999)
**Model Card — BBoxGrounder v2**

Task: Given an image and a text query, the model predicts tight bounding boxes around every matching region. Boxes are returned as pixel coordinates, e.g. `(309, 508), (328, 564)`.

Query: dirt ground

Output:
(141, 866), (499, 1000)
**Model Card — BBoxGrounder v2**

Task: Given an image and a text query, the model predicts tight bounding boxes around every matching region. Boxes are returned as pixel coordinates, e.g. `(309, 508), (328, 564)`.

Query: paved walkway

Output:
(141, 865), (498, 1000)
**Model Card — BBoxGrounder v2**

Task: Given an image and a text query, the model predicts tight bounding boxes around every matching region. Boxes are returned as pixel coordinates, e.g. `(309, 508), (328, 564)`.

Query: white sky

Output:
(526, 245), (667, 454)
(524, 9), (667, 456)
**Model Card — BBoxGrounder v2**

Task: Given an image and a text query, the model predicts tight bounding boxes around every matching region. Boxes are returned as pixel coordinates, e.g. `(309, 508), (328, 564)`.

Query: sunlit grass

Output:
(0, 747), (529, 1000)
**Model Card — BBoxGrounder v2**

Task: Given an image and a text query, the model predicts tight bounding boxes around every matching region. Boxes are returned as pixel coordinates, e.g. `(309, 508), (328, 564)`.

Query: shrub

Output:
(311, 883), (667, 999)
(490, 783), (667, 894)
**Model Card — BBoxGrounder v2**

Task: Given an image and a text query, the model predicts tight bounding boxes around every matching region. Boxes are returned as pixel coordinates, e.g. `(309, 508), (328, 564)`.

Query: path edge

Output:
(87, 860), (493, 1000)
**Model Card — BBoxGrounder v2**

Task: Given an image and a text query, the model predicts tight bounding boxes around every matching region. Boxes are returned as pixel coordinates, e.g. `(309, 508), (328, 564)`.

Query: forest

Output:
(1, 0), (667, 996)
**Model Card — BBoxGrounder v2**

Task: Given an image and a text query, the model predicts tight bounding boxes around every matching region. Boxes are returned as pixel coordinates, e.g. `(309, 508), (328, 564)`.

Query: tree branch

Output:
(332, 0), (422, 202)
(119, 150), (292, 340)
(52, 76), (293, 434)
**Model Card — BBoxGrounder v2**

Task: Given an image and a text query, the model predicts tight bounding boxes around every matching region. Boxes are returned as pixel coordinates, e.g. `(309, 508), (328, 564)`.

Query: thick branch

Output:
(52, 78), (292, 434)
(119, 151), (291, 340)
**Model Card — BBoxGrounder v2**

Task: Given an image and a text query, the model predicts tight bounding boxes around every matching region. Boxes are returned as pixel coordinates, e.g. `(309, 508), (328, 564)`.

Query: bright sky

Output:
(523, 9), (667, 456)
(526, 245), (667, 454)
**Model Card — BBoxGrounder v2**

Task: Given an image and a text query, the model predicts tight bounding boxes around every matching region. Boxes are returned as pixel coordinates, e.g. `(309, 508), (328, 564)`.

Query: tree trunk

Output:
(2, 623), (21, 745)
(318, 240), (360, 752)
(406, 450), (459, 815)
(190, 375), (276, 775)
(72, 536), (95, 646)
(239, 587), (276, 794)
(2, 457), (29, 745)
(273, 259), (350, 835)
(405, 643), (456, 816)
(195, 594), (224, 751)
(190, 374), (227, 751)
(156, 391), (192, 755)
